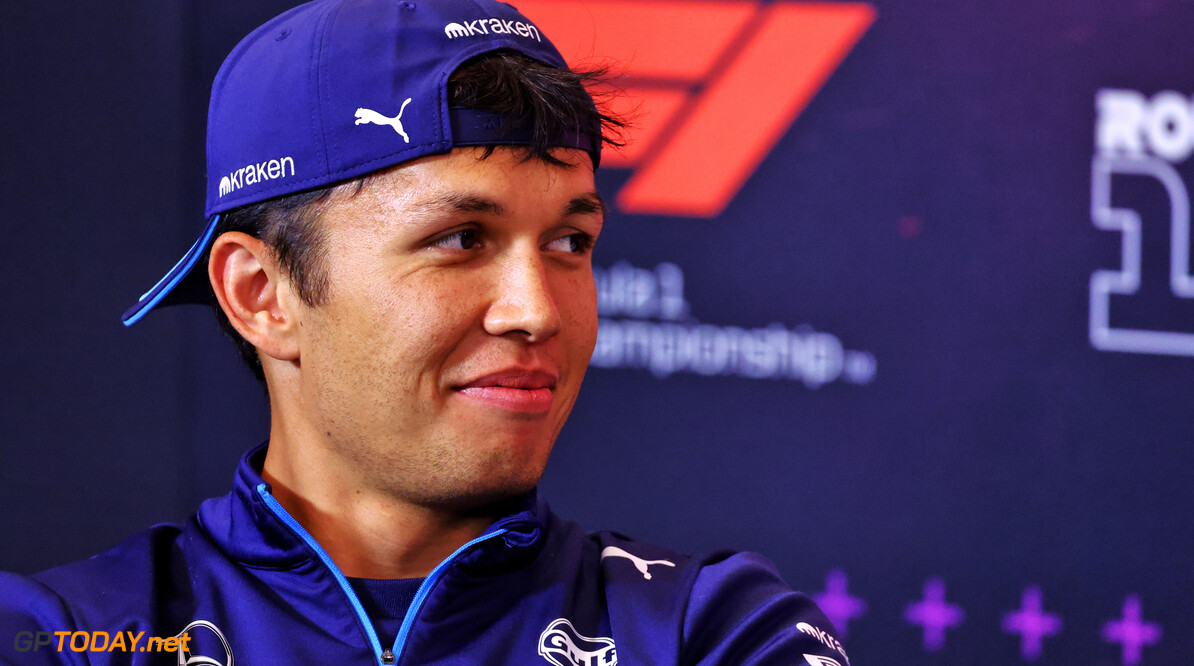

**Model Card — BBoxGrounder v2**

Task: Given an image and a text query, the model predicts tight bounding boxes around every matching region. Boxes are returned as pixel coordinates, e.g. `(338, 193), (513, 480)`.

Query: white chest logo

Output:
(797, 623), (849, 662)
(175, 620), (233, 666)
(600, 546), (675, 580)
(539, 618), (616, 666)
(354, 98), (412, 143)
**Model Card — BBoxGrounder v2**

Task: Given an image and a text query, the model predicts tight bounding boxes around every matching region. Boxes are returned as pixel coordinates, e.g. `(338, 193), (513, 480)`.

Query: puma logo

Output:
(354, 98), (413, 143)
(600, 546), (675, 580)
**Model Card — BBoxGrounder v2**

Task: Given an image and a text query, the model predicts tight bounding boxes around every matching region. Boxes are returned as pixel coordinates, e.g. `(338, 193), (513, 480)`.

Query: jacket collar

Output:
(196, 442), (550, 570)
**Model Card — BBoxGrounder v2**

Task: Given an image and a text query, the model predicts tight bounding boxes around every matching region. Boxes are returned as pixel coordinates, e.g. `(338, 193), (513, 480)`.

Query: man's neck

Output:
(260, 439), (499, 580)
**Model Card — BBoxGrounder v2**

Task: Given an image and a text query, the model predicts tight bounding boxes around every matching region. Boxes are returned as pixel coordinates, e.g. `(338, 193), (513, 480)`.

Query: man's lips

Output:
(453, 370), (557, 413)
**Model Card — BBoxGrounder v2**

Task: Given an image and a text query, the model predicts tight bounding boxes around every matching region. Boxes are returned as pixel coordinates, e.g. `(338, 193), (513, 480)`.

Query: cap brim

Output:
(121, 214), (221, 326)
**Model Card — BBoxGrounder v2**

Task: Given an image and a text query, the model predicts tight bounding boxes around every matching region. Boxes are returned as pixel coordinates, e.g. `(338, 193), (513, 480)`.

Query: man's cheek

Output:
(565, 309), (599, 354)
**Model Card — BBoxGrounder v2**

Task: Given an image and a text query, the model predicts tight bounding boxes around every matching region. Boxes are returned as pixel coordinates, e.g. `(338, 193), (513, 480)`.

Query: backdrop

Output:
(3, 1), (1192, 663)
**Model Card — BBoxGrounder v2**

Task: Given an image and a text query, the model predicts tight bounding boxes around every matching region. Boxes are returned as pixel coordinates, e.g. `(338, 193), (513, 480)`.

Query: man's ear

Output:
(208, 232), (301, 362)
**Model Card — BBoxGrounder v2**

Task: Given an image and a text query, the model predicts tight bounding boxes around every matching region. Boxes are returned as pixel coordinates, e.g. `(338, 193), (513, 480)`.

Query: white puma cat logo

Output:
(354, 98), (413, 143)
(600, 546), (675, 580)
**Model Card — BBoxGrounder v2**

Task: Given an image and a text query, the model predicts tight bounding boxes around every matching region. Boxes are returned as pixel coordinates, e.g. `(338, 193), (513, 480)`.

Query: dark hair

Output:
(210, 52), (625, 385)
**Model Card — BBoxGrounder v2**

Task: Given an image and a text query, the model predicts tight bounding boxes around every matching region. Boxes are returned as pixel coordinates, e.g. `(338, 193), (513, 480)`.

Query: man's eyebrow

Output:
(564, 192), (606, 220)
(412, 190), (605, 221)
(415, 192), (506, 216)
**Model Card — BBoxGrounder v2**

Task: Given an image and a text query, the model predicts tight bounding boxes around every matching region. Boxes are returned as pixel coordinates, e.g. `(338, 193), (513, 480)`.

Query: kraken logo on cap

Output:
(443, 18), (541, 41)
(218, 156), (296, 198)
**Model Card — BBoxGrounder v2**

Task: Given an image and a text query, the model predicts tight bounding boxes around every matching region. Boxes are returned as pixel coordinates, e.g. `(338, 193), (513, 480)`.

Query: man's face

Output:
(287, 147), (602, 510)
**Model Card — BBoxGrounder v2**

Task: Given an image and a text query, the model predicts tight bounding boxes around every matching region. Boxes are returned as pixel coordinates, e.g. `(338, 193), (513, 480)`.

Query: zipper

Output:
(256, 483), (507, 666)
(388, 529), (508, 663)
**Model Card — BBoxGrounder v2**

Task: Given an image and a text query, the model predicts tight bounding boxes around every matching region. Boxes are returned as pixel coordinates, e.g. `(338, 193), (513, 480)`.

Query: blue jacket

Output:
(1, 445), (850, 665)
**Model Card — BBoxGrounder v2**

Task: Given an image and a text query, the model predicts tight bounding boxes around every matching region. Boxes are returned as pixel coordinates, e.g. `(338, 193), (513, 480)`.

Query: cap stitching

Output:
(311, 2), (335, 177)
(317, 0), (345, 175)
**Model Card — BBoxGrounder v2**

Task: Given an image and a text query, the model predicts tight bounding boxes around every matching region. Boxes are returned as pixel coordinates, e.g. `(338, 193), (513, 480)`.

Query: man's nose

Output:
(483, 249), (562, 342)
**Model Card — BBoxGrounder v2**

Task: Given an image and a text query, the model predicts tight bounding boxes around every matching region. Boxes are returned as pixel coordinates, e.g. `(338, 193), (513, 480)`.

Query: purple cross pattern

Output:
(1001, 586), (1062, 661)
(904, 577), (965, 652)
(1102, 594), (1162, 665)
(813, 569), (868, 637)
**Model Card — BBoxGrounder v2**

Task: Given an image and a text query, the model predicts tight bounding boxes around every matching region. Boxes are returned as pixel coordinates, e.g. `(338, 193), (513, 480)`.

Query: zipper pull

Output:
(382, 648), (396, 664)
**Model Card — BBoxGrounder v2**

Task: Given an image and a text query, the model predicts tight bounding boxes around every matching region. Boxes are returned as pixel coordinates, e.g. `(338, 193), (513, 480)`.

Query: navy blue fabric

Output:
(0, 444), (849, 665)
(348, 577), (424, 647)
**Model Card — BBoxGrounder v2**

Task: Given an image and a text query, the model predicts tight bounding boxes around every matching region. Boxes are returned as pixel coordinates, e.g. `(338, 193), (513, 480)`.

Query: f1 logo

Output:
(517, 0), (875, 217)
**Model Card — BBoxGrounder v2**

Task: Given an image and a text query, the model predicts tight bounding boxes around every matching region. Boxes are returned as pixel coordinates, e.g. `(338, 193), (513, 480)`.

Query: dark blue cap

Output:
(123, 0), (601, 326)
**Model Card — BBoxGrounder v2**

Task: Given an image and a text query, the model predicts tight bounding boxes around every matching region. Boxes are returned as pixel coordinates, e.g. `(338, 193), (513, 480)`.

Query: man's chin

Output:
(413, 466), (543, 514)
(416, 485), (536, 518)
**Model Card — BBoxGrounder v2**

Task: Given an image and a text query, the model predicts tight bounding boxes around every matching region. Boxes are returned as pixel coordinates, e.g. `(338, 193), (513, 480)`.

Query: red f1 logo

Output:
(516, 0), (875, 217)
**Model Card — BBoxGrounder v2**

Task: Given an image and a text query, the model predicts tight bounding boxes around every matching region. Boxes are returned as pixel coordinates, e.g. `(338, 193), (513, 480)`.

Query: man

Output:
(1, 1), (850, 664)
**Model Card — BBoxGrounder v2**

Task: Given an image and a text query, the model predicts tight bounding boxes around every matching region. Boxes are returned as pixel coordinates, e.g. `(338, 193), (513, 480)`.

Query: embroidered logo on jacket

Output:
(175, 620), (234, 666)
(797, 622), (849, 662)
(599, 545), (675, 580)
(538, 618), (617, 666)
(804, 654), (844, 666)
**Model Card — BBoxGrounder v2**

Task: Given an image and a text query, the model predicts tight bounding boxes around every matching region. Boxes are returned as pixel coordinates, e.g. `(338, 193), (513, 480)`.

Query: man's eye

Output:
(544, 233), (595, 254)
(430, 229), (481, 250)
